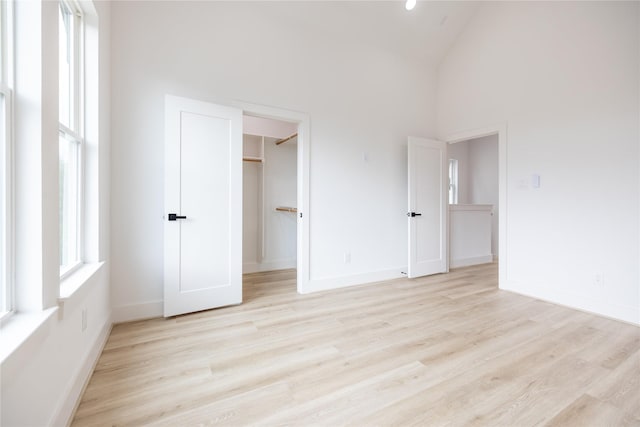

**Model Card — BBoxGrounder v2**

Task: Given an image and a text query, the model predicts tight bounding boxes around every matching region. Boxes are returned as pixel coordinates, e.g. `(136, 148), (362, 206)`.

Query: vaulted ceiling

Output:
(275, 1), (480, 66)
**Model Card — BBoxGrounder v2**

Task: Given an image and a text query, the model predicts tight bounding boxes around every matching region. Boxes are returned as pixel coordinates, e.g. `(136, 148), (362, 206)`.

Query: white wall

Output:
(243, 135), (262, 267)
(438, 1), (640, 324)
(1, 269), (111, 427)
(263, 138), (297, 270)
(468, 135), (499, 255)
(110, 1), (439, 319)
(449, 204), (493, 267)
(1, 1), (111, 425)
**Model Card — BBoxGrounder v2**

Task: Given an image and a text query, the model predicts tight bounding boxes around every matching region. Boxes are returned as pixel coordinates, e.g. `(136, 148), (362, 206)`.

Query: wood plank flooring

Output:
(72, 263), (640, 426)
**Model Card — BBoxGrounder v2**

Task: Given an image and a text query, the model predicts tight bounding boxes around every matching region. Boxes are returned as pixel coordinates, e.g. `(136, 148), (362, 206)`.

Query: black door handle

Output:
(407, 212), (422, 217)
(168, 213), (187, 221)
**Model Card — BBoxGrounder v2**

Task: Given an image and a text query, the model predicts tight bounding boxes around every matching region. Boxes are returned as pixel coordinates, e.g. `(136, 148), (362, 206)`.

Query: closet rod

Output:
(243, 157), (263, 163)
(275, 206), (297, 213)
(275, 133), (298, 146)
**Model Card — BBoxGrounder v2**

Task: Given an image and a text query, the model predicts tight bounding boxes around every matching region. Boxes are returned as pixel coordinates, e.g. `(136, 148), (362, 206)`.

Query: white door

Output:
(164, 95), (243, 317)
(407, 136), (448, 278)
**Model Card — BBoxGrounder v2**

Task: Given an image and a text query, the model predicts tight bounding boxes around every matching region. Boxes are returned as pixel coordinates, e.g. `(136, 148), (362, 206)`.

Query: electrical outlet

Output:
(344, 252), (351, 264)
(82, 308), (88, 332)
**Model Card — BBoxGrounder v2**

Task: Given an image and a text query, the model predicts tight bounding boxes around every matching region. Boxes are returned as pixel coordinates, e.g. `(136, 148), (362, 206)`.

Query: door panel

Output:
(408, 137), (448, 278)
(164, 96), (242, 317)
(180, 112), (230, 291)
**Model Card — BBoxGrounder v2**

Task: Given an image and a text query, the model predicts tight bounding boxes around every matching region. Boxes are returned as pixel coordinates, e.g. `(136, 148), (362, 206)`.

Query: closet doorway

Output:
(242, 115), (299, 299)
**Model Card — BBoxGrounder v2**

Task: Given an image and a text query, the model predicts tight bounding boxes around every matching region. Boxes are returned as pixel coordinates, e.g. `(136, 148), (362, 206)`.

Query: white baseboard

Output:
(501, 280), (640, 326)
(450, 255), (493, 268)
(302, 268), (406, 294)
(112, 300), (163, 323)
(51, 315), (112, 427)
(243, 259), (296, 274)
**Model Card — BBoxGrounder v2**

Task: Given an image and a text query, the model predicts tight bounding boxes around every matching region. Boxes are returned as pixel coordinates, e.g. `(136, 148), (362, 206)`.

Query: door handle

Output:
(168, 213), (187, 221)
(407, 212), (422, 217)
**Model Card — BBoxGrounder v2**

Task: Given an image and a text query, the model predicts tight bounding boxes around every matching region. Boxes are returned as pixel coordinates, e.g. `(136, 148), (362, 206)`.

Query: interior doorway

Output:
(242, 115), (299, 298)
(445, 125), (507, 287)
(448, 134), (499, 267)
(163, 95), (310, 317)
(238, 101), (311, 293)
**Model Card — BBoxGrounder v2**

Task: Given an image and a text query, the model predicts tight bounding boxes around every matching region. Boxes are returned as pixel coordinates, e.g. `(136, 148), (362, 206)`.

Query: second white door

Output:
(407, 136), (448, 278)
(164, 95), (243, 317)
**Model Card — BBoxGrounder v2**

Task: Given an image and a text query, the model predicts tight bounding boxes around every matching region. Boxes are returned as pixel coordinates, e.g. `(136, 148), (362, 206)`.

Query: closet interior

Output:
(242, 116), (298, 275)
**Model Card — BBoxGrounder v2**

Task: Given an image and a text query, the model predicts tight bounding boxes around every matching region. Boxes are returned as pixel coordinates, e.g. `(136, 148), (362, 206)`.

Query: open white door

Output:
(407, 136), (448, 278)
(164, 95), (243, 317)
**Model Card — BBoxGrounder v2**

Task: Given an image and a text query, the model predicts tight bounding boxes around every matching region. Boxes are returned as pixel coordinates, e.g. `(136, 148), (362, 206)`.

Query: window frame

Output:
(448, 158), (458, 205)
(0, 0), (14, 321)
(58, 0), (85, 280)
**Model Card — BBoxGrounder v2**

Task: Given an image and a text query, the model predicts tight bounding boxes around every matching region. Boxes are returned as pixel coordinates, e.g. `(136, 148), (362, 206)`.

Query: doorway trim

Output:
(232, 100), (311, 294)
(444, 124), (507, 288)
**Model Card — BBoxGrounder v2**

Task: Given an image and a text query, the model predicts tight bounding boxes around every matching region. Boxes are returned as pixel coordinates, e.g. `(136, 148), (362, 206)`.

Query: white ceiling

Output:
(277, 1), (480, 66)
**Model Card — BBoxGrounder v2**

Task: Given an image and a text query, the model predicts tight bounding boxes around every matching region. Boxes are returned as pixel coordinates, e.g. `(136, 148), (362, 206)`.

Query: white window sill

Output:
(59, 262), (104, 300)
(58, 261), (105, 318)
(0, 307), (58, 365)
(0, 262), (105, 366)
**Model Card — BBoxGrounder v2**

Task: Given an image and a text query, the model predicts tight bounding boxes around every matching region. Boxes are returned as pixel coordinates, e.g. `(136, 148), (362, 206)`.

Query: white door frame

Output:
(231, 100), (311, 294)
(444, 124), (507, 288)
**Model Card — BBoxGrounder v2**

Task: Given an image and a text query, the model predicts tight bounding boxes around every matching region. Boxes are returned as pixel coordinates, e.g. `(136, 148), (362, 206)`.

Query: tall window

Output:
(59, 1), (83, 277)
(0, 0), (13, 317)
(448, 158), (458, 205)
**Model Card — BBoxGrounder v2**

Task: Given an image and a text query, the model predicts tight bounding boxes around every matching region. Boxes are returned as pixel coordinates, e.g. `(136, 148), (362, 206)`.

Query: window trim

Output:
(0, 0), (14, 321)
(58, 0), (85, 278)
(0, 89), (14, 321)
(59, 130), (83, 280)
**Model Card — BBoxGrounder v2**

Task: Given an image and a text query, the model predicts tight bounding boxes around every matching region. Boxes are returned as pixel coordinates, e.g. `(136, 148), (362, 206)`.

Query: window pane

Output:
(58, 3), (72, 128)
(449, 159), (458, 205)
(59, 134), (79, 273)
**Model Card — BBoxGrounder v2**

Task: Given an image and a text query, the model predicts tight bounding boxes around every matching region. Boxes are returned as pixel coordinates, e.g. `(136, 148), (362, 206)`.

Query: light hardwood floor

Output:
(72, 263), (640, 426)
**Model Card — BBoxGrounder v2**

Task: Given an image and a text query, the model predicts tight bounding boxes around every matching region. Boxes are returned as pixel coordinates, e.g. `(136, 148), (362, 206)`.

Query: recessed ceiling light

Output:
(406, 0), (416, 11)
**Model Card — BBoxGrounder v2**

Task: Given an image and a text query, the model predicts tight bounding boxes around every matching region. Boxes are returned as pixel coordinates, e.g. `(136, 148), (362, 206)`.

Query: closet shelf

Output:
(275, 133), (298, 146)
(243, 156), (264, 163)
(275, 206), (297, 213)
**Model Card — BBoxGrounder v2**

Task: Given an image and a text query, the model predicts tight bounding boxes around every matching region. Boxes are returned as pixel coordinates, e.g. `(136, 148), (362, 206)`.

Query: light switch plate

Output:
(531, 174), (541, 189)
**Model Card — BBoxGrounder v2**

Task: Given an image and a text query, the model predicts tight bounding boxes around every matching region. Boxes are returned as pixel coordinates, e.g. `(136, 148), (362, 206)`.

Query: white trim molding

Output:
(50, 315), (112, 427)
(243, 260), (296, 274)
(112, 300), (163, 324)
(502, 281), (640, 326)
(304, 268), (406, 294)
(450, 255), (493, 269)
